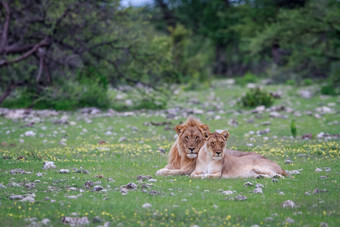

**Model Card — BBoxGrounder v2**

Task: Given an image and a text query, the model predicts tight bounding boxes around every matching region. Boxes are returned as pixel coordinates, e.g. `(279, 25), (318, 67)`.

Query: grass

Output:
(0, 80), (340, 226)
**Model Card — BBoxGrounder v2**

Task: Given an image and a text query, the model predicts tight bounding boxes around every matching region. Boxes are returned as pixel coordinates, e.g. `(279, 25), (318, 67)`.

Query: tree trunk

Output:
(213, 43), (228, 76)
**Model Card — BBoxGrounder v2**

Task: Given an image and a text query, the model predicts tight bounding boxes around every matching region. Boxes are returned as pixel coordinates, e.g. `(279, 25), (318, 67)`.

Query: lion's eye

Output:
(221, 142), (224, 146)
(211, 142), (215, 145)
(185, 136), (189, 141)
(196, 136), (199, 140)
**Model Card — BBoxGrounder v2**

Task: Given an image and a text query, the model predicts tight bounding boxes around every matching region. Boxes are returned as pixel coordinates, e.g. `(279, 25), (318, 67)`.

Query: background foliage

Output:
(0, 0), (339, 110)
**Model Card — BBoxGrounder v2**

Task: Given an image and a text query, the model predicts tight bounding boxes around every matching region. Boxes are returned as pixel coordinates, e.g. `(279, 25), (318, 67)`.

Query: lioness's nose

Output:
(188, 147), (195, 152)
(216, 152), (221, 155)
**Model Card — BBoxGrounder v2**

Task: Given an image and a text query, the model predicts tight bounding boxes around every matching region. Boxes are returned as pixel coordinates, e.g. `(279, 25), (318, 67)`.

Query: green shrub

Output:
(321, 84), (337, 96)
(286, 79), (295, 86)
(241, 87), (274, 108)
(303, 79), (313, 86)
(237, 72), (258, 86)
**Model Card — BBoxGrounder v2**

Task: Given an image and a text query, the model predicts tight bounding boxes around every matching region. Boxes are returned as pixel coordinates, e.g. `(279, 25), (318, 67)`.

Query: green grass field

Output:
(1, 80), (339, 226)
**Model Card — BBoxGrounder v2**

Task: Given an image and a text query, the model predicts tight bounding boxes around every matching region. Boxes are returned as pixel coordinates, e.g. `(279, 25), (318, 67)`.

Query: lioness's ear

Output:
(175, 124), (183, 134)
(221, 131), (230, 140)
(200, 124), (209, 132)
(204, 131), (211, 139)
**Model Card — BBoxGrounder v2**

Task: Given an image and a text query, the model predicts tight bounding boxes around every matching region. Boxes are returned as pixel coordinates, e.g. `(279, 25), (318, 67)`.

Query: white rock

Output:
(222, 190), (233, 195)
(43, 161), (56, 169)
(283, 200), (296, 208)
(59, 169), (69, 174)
(142, 203), (152, 208)
(20, 196), (35, 203)
(36, 172), (43, 177)
(25, 131), (36, 137)
(41, 218), (51, 225)
(9, 195), (24, 200)
(315, 168), (322, 172)
(285, 217), (295, 224)
(105, 131), (112, 136)
(253, 188), (263, 194)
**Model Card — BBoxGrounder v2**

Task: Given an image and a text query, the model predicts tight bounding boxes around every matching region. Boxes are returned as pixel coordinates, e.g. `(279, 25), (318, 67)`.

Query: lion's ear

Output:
(221, 131), (230, 140)
(200, 124), (209, 132)
(175, 124), (183, 134)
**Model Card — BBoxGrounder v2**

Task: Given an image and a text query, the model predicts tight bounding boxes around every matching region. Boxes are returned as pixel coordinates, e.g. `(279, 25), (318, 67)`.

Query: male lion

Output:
(156, 117), (210, 176)
(190, 131), (287, 178)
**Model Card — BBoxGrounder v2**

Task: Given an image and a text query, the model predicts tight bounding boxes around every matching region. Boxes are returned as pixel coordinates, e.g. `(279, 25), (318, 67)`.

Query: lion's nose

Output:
(188, 147), (195, 152)
(216, 152), (221, 155)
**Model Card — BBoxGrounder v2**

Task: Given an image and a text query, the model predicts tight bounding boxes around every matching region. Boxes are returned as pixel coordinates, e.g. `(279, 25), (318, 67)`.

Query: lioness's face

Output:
(176, 124), (209, 159)
(206, 131), (230, 160)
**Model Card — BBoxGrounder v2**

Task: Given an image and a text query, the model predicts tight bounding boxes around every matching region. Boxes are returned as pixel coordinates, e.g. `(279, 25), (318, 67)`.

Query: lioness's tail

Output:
(281, 169), (288, 176)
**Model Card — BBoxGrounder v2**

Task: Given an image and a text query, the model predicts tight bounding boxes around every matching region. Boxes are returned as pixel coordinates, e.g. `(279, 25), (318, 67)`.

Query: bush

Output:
(241, 87), (274, 108)
(237, 72), (258, 86)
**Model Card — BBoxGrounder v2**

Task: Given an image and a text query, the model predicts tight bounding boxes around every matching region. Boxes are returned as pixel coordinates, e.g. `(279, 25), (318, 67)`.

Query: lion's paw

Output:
(156, 168), (169, 176)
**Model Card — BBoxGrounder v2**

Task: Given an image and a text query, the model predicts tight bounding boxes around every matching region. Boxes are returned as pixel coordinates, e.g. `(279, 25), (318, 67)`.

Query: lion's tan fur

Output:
(156, 117), (209, 176)
(191, 132), (287, 178)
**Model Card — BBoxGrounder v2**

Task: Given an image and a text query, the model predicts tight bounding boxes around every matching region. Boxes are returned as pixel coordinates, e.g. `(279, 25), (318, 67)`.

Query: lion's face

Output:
(206, 131), (230, 160)
(176, 124), (209, 159)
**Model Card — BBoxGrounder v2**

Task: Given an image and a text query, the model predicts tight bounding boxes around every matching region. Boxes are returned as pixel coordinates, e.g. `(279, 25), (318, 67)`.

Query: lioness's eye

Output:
(211, 142), (214, 145)
(221, 142), (224, 146)
(196, 136), (199, 140)
(185, 136), (189, 140)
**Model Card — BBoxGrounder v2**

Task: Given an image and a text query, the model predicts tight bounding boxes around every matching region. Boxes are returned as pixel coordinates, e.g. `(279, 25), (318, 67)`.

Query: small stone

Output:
(234, 195), (247, 201)
(285, 159), (293, 164)
(255, 183), (264, 188)
(320, 176), (327, 179)
(25, 183), (36, 189)
(149, 190), (160, 196)
(243, 182), (253, 187)
(67, 195), (79, 199)
(148, 179), (157, 182)
(9, 195), (24, 200)
(283, 200), (296, 208)
(293, 211), (303, 216)
(41, 218), (51, 225)
(253, 188), (263, 194)
(25, 131), (36, 136)
(313, 188), (328, 194)
(118, 137), (127, 142)
(94, 185), (103, 191)
(250, 225), (260, 227)
(305, 192), (311, 196)
(43, 161), (56, 169)
(36, 172), (43, 177)
(92, 216), (103, 223)
(122, 182), (137, 190)
(325, 167), (331, 172)
(264, 217), (274, 222)
(272, 178), (279, 183)
(222, 190), (233, 195)
(315, 168), (322, 172)
(7, 182), (21, 187)
(59, 169), (69, 174)
(285, 217), (295, 224)
(279, 191), (285, 195)
(142, 203), (152, 208)
(84, 180), (94, 188)
(320, 222), (329, 227)
(20, 196), (35, 203)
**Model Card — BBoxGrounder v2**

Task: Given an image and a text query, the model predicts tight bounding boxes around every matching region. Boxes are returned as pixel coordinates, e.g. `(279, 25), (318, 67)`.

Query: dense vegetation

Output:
(1, 0), (339, 109)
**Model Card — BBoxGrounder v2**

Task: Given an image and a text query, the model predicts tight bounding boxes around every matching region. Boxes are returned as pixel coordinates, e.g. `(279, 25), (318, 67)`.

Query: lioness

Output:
(156, 117), (210, 176)
(190, 131), (287, 178)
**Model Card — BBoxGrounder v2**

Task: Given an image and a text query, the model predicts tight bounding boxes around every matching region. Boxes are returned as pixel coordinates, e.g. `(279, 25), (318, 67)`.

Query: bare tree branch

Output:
(0, 37), (50, 67)
(0, 81), (27, 104)
(0, 0), (10, 53)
